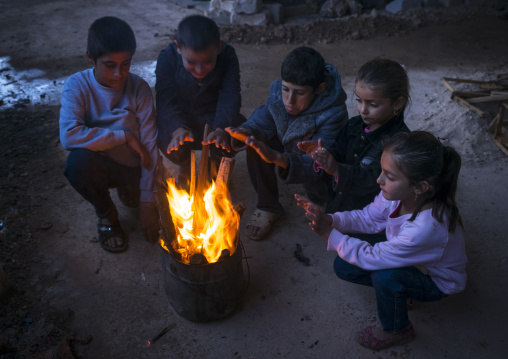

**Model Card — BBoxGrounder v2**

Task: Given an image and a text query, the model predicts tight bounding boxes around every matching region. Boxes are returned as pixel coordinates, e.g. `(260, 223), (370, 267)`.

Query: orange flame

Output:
(160, 178), (240, 264)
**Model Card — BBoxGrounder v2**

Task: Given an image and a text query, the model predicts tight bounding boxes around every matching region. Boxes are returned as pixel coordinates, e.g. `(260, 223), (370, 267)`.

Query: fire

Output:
(159, 177), (240, 264)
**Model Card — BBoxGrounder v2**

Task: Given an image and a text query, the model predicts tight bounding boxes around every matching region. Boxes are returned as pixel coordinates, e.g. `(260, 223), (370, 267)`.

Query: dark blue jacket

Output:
(240, 63), (349, 184)
(155, 42), (243, 151)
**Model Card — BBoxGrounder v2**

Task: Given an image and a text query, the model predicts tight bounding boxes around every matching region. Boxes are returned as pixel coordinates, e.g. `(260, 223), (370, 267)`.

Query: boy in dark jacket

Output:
(155, 15), (245, 186)
(227, 47), (348, 241)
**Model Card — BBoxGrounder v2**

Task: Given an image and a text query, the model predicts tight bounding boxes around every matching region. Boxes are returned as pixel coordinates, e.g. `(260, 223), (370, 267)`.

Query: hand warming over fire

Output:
(300, 138), (338, 177)
(125, 131), (151, 169)
(202, 128), (231, 152)
(167, 127), (194, 153)
(139, 202), (159, 244)
(245, 136), (289, 169)
(295, 194), (333, 239)
(225, 127), (253, 142)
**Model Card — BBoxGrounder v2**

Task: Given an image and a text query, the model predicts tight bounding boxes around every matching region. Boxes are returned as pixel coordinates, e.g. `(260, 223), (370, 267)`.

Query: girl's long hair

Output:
(383, 131), (463, 232)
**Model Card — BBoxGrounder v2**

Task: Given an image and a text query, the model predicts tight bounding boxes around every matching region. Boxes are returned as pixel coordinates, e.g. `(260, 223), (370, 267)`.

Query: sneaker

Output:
(355, 322), (415, 350)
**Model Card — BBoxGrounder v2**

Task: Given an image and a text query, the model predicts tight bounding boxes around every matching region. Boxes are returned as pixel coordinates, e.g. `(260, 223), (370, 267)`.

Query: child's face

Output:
(377, 151), (415, 203)
(281, 80), (324, 116)
(354, 81), (403, 131)
(176, 42), (221, 80)
(88, 51), (132, 88)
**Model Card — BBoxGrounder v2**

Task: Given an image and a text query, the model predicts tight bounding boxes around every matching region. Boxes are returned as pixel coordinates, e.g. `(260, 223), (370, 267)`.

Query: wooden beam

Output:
(215, 157), (236, 188)
(466, 94), (508, 104)
(441, 78), (455, 93)
(451, 95), (484, 117)
(196, 124), (211, 195)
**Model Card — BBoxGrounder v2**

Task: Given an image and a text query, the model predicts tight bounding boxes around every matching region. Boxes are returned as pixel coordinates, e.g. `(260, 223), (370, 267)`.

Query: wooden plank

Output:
(441, 78), (455, 93)
(493, 139), (508, 157)
(442, 77), (505, 90)
(189, 150), (196, 198)
(495, 104), (506, 137)
(466, 94), (508, 104)
(215, 157), (236, 188)
(451, 91), (490, 98)
(196, 124), (211, 195)
(451, 95), (484, 117)
(488, 113), (500, 132)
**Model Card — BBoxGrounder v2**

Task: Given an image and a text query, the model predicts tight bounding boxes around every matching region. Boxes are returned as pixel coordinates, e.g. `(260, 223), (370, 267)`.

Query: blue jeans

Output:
(333, 256), (447, 332)
(64, 149), (141, 218)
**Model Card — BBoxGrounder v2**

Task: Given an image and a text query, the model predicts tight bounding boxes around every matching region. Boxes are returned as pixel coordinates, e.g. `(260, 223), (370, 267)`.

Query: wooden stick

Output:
(466, 94), (508, 104)
(451, 95), (485, 117)
(196, 124), (211, 195)
(189, 150), (196, 198)
(215, 157), (236, 188)
(451, 90), (491, 98)
(495, 103), (506, 137)
(442, 77), (504, 89)
(441, 78), (455, 93)
(493, 139), (508, 157)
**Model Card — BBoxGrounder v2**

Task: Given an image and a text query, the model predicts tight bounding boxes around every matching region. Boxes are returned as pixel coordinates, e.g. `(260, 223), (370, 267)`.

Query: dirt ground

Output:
(1, 0), (508, 358)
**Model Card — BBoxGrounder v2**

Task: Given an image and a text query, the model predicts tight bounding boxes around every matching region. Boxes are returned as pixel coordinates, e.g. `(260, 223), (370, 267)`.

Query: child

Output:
(155, 15), (246, 185)
(226, 46), (348, 241)
(60, 17), (160, 253)
(298, 58), (410, 217)
(296, 131), (468, 350)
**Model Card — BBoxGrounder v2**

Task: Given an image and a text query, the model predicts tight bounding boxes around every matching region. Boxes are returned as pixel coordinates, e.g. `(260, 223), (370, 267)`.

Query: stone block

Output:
(264, 3), (285, 25)
(205, 8), (233, 26)
(385, 0), (422, 13)
(234, 0), (263, 14)
(231, 9), (273, 26)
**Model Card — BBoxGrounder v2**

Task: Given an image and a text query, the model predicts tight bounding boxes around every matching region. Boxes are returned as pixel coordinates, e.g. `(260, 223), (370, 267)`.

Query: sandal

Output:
(355, 322), (415, 350)
(245, 209), (283, 241)
(97, 219), (128, 253)
(117, 186), (139, 208)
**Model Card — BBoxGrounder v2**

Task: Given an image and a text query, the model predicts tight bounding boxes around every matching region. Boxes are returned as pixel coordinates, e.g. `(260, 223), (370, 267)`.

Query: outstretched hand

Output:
(297, 140), (320, 156)
(245, 136), (288, 169)
(295, 194), (333, 239)
(167, 127), (194, 154)
(299, 138), (338, 177)
(202, 128), (231, 152)
(125, 131), (151, 169)
(225, 127), (252, 142)
(139, 202), (159, 245)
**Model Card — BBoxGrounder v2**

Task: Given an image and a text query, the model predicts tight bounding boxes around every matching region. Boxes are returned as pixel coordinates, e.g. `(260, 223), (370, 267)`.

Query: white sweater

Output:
(328, 192), (467, 295)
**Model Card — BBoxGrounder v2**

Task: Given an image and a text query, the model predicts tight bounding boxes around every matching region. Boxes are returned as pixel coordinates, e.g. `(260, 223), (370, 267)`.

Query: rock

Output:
(385, 0), (422, 13)
(0, 266), (12, 299)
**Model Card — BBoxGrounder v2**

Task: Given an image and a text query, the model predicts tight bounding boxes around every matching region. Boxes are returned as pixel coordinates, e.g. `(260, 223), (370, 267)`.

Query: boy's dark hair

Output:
(382, 131), (462, 233)
(176, 15), (220, 51)
(281, 47), (326, 89)
(356, 58), (411, 112)
(87, 16), (136, 62)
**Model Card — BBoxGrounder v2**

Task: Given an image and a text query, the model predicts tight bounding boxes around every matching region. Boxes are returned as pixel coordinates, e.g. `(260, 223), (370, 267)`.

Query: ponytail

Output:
(434, 146), (463, 232)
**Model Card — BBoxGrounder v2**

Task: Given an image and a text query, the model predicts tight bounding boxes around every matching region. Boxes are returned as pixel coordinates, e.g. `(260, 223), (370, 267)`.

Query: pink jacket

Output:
(327, 192), (467, 295)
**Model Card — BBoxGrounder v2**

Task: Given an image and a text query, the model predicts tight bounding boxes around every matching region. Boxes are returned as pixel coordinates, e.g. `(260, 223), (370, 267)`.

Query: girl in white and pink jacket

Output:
(296, 131), (467, 350)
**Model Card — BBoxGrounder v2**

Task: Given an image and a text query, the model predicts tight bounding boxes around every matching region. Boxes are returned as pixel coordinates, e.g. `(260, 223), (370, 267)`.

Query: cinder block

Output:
(234, 0), (263, 14)
(231, 9), (273, 26)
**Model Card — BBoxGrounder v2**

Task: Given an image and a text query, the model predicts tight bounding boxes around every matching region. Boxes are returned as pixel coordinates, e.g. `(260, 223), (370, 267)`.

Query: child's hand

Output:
(245, 136), (288, 169)
(167, 127), (194, 153)
(297, 140), (319, 156)
(310, 139), (338, 177)
(295, 194), (333, 240)
(225, 127), (252, 142)
(125, 132), (151, 169)
(202, 128), (231, 152)
(139, 202), (159, 244)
